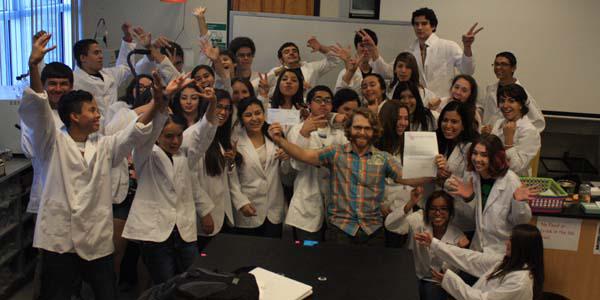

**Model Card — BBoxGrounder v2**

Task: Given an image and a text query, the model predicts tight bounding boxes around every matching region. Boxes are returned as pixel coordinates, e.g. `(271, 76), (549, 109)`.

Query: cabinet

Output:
(0, 157), (34, 299)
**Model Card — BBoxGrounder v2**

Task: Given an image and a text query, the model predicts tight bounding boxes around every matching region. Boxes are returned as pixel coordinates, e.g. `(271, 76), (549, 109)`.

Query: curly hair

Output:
(344, 107), (383, 145)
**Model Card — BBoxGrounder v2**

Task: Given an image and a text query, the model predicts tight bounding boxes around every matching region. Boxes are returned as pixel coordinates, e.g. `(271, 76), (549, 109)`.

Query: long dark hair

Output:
(237, 97), (274, 142)
(488, 224), (544, 300)
(389, 52), (420, 93)
(198, 89), (243, 176)
(271, 68), (305, 109)
(423, 190), (455, 224)
(451, 74), (478, 124)
(119, 74), (154, 108)
(170, 83), (203, 123)
(393, 81), (434, 131)
(436, 101), (479, 156)
(376, 100), (408, 157)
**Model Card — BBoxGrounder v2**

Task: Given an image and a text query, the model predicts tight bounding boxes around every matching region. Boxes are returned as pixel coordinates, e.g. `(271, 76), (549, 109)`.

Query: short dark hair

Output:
(411, 7), (438, 32)
(231, 77), (256, 100)
(497, 83), (529, 116)
(423, 190), (455, 224)
(306, 85), (333, 104)
(229, 37), (256, 56)
(191, 64), (215, 79)
(496, 51), (517, 66)
(41, 62), (73, 85)
(467, 134), (510, 178)
(332, 88), (361, 112)
(219, 49), (237, 64)
(390, 52), (420, 91)
(277, 42), (299, 60)
(353, 28), (378, 49)
(73, 39), (99, 67)
(57, 90), (94, 128)
(165, 113), (188, 130)
(160, 41), (184, 59)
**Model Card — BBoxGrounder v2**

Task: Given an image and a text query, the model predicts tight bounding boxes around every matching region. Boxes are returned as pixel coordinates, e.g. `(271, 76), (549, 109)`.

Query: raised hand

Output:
(299, 114), (328, 138)
(198, 86), (216, 102)
(502, 120), (517, 143)
(29, 33), (56, 67)
(131, 27), (151, 48)
(357, 29), (378, 59)
(152, 36), (172, 49)
(200, 39), (219, 62)
(435, 154), (451, 178)
(446, 176), (474, 199)
(427, 97), (442, 111)
(275, 148), (290, 161)
(513, 183), (539, 202)
(151, 70), (168, 111)
(165, 72), (194, 96)
(192, 6), (207, 18)
(329, 43), (352, 63)
(414, 231), (433, 247)
(267, 123), (285, 143)
(258, 73), (270, 98)
(122, 22), (133, 42)
(306, 36), (322, 53)
(462, 22), (483, 48)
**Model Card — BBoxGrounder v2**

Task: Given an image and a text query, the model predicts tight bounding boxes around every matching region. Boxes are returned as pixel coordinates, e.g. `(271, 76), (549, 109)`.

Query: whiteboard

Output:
(229, 11), (413, 91)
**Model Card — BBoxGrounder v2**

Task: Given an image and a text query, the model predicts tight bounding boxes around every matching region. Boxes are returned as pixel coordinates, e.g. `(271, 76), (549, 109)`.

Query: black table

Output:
(193, 234), (420, 300)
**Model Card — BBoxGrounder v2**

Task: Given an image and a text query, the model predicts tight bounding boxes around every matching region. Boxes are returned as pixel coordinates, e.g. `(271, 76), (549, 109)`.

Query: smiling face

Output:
(279, 71), (300, 97)
(235, 46), (254, 70)
(396, 106), (410, 136)
(395, 61), (413, 82)
(398, 89), (417, 114)
(45, 78), (72, 107)
(441, 110), (464, 140)
(349, 114), (374, 150)
(280, 45), (300, 66)
(361, 76), (383, 104)
(232, 81), (251, 104)
(428, 197), (450, 228)
(450, 78), (472, 103)
(179, 87), (201, 115)
(194, 68), (215, 88)
(471, 143), (490, 177)
(499, 95), (523, 122)
(72, 98), (101, 134)
(493, 56), (516, 82)
(309, 90), (333, 117)
(80, 43), (104, 73)
(215, 98), (232, 127)
(157, 121), (184, 155)
(241, 103), (265, 134)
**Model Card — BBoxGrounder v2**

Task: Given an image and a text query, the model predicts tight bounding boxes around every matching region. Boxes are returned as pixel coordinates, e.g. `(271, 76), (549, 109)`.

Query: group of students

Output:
(19, 5), (547, 300)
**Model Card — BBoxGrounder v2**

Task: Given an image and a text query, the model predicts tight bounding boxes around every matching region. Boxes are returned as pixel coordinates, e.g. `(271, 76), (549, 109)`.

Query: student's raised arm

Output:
(268, 123), (321, 167)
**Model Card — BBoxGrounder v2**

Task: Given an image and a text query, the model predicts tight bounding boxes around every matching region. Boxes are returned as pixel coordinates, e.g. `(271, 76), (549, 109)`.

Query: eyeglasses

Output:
(216, 103), (232, 111)
(492, 62), (512, 67)
(430, 207), (449, 213)
(351, 125), (373, 133)
(312, 97), (332, 105)
(236, 53), (253, 58)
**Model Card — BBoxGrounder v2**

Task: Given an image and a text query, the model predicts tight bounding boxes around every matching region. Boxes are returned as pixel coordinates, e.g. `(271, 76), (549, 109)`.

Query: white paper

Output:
(249, 267), (312, 300)
(402, 132), (438, 179)
(267, 108), (300, 125)
(536, 216), (582, 251)
(594, 223), (600, 255)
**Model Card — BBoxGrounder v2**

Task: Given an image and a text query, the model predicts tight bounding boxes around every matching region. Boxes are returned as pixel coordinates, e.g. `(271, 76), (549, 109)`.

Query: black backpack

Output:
(138, 267), (259, 300)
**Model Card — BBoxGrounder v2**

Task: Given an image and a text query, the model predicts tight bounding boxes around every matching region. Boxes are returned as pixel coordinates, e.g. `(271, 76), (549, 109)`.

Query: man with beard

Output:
(268, 108), (431, 246)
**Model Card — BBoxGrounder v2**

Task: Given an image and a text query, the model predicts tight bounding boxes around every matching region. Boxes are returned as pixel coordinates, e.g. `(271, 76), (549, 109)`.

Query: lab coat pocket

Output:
(129, 202), (160, 237)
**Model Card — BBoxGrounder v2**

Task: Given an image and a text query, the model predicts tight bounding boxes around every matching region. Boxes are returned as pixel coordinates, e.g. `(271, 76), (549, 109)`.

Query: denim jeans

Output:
(325, 225), (385, 247)
(419, 279), (448, 300)
(234, 219), (283, 238)
(39, 250), (116, 300)
(140, 229), (199, 284)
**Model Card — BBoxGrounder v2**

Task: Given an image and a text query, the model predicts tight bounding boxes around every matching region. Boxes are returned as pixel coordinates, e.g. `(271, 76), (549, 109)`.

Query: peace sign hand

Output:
(199, 86), (217, 103)
(258, 73), (270, 98)
(165, 72), (194, 96)
(462, 23), (483, 48)
(192, 7), (207, 18)
(29, 33), (56, 66)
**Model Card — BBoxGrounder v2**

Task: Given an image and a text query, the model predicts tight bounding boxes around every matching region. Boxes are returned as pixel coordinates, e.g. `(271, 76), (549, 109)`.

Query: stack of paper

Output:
(249, 267), (313, 300)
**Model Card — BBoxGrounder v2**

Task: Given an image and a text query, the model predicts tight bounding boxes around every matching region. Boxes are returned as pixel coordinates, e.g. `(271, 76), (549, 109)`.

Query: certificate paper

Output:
(267, 108), (300, 125)
(402, 132), (438, 179)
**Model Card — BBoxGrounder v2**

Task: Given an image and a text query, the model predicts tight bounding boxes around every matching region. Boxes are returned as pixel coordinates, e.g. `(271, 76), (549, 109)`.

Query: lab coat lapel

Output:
(482, 175), (508, 215)
(265, 137), (275, 171)
(238, 130), (266, 177)
(153, 145), (176, 185)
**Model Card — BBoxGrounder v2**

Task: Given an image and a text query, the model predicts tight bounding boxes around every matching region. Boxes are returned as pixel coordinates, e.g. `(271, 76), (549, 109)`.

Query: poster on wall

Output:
(594, 223), (600, 255)
(207, 23), (227, 49)
(536, 216), (582, 251)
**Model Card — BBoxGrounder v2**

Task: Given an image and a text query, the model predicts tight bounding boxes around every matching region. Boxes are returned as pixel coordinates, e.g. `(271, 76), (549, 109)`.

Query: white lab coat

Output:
(482, 80), (545, 132)
(19, 87), (155, 261)
(491, 116), (541, 176)
(20, 110), (63, 214)
(431, 238), (534, 300)
(123, 115), (217, 243)
(386, 210), (466, 279)
(73, 40), (135, 123)
(230, 130), (286, 228)
(442, 143), (476, 232)
(194, 146), (236, 237)
(285, 123), (347, 232)
(408, 34), (475, 98)
(464, 170), (532, 254)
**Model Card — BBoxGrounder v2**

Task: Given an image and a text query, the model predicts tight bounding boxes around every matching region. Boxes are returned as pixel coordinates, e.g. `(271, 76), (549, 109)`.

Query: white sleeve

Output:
(306, 53), (340, 77)
(506, 127), (540, 175)
(194, 159), (217, 217)
(197, 31), (213, 67)
(441, 269), (532, 300)
(450, 42), (475, 75)
(17, 88), (56, 162)
(134, 56), (156, 76)
(156, 56), (181, 84)
(182, 116), (218, 168)
(431, 238), (503, 278)
(524, 93), (545, 133)
(287, 123), (311, 172)
(369, 56), (394, 80)
(229, 166), (252, 210)
(132, 112), (169, 169)
(113, 112), (167, 168)
(106, 40), (135, 87)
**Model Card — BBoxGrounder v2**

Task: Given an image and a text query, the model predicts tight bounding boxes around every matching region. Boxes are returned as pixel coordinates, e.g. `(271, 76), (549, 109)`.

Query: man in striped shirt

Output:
(269, 108), (426, 246)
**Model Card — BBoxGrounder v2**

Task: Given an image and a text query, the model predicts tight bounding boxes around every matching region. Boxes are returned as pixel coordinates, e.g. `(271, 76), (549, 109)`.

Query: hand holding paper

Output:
(267, 108), (300, 126)
(402, 132), (438, 179)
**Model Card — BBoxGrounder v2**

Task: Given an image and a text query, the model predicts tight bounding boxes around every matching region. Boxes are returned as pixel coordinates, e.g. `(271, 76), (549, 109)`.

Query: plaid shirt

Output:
(318, 143), (403, 236)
